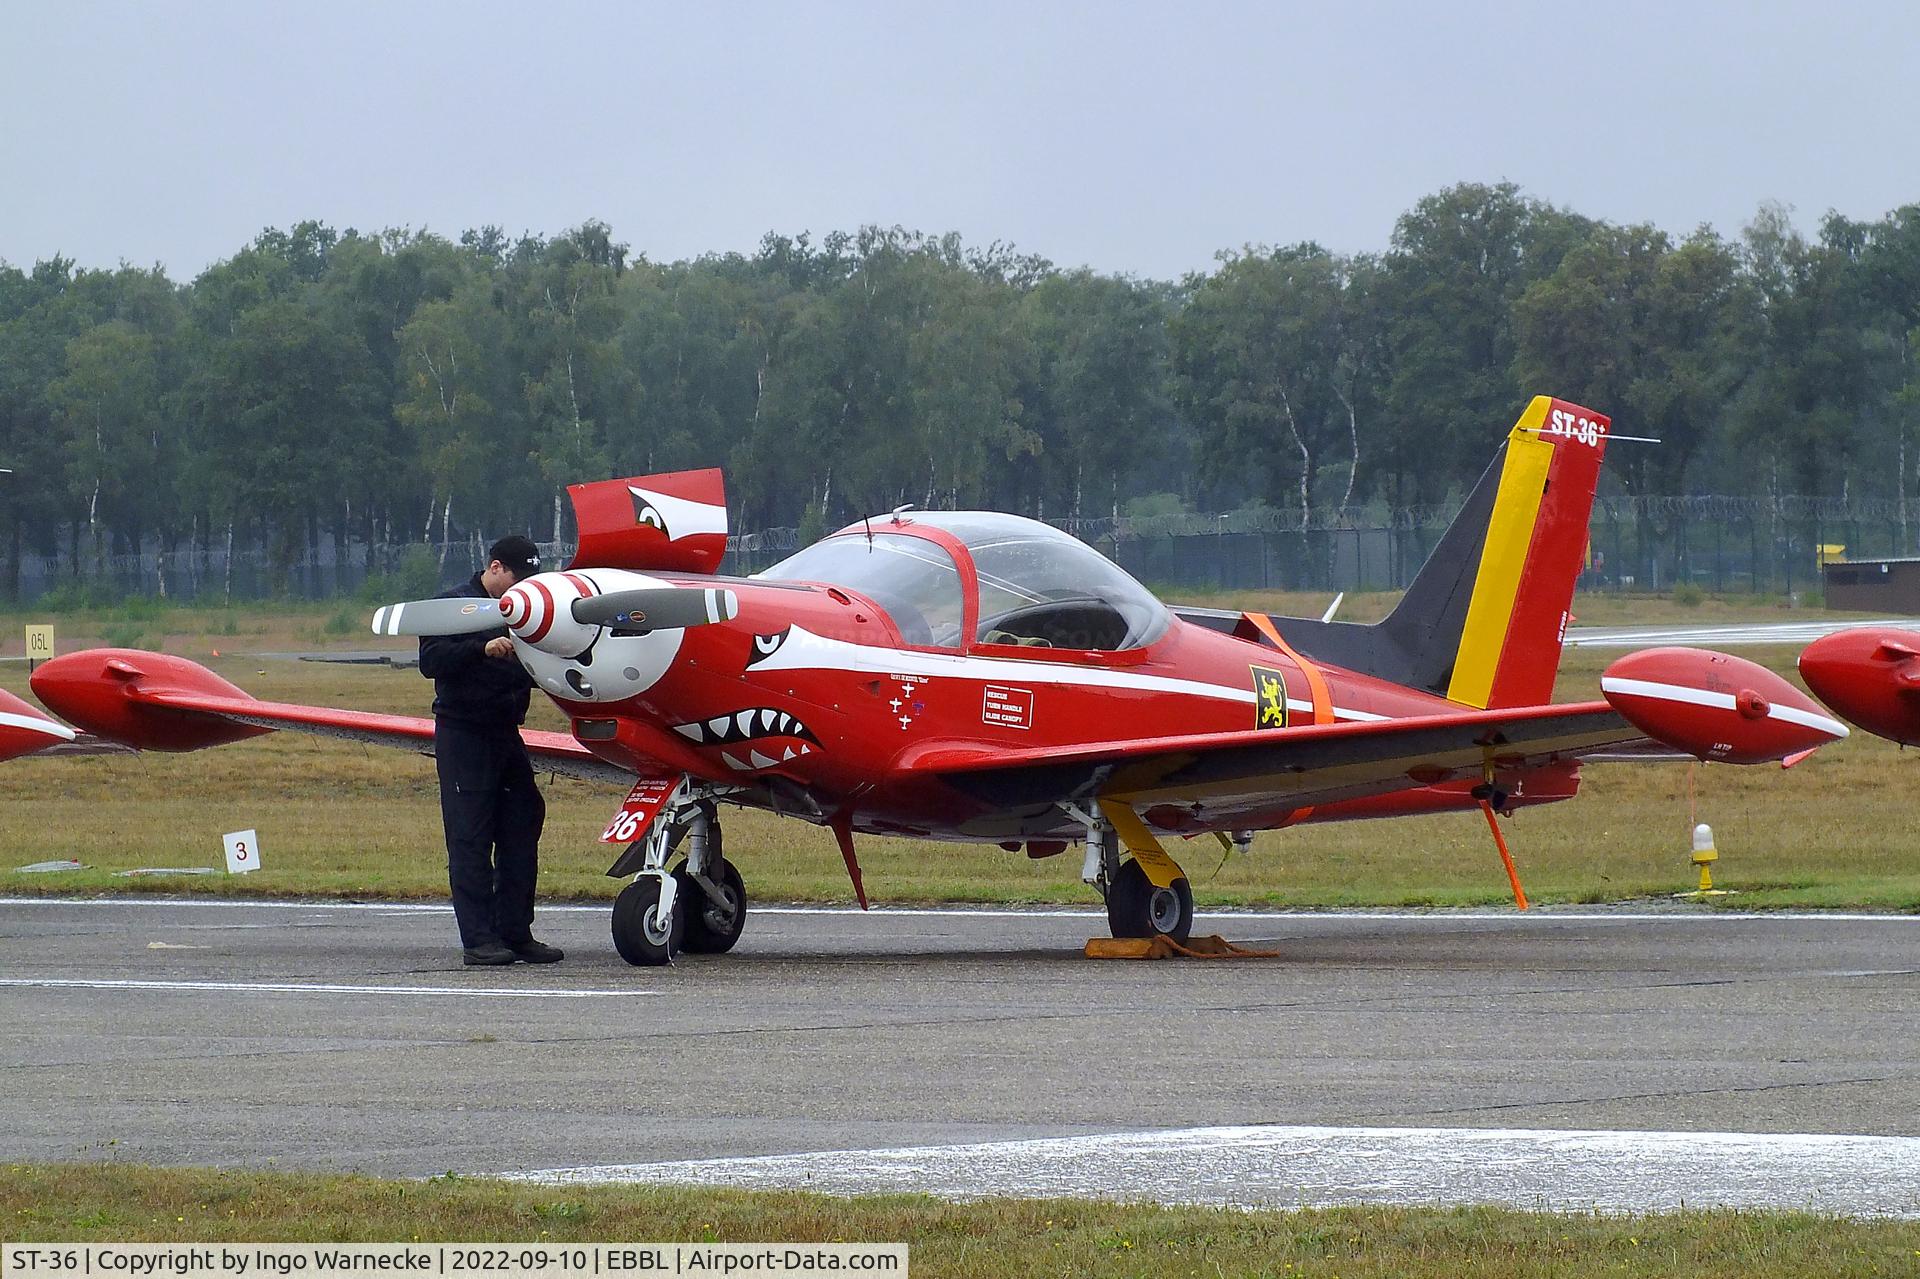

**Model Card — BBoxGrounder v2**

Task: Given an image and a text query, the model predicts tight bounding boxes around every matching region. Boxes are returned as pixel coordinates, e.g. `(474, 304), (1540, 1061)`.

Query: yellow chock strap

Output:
(1084, 934), (1284, 960)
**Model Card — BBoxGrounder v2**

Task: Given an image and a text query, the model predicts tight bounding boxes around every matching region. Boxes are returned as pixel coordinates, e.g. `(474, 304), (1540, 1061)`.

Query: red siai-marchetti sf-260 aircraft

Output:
(20, 396), (1850, 964)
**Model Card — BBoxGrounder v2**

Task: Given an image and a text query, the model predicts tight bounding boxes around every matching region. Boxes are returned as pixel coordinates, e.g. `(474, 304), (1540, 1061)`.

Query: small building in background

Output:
(1823, 557), (1920, 611)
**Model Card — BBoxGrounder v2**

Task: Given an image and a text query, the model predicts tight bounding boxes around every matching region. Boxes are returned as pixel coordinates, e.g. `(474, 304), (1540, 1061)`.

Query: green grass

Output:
(3, 597), (1917, 910)
(3, 642), (1917, 909)
(5, 1163), (1918, 1278)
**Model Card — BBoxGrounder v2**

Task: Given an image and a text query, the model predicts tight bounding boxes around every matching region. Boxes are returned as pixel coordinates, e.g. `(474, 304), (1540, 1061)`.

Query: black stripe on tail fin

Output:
(1176, 396), (1611, 706)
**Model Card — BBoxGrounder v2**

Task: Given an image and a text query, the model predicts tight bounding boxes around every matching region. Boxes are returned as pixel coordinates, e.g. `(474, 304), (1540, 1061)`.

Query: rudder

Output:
(1224, 396), (1610, 708)
(1437, 395), (1609, 708)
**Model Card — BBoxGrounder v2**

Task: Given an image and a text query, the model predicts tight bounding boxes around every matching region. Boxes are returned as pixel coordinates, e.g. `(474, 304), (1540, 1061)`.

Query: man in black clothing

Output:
(419, 535), (564, 966)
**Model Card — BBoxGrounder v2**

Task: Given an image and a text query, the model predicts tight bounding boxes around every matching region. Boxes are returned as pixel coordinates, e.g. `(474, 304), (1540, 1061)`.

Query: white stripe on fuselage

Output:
(750, 626), (1385, 722)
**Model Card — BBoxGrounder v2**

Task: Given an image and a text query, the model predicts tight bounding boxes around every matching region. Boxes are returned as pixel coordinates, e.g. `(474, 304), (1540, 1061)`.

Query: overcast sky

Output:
(4, 1), (1915, 281)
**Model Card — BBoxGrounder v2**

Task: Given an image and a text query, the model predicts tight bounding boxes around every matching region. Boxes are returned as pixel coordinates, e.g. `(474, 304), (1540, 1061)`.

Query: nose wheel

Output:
(609, 800), (749, 965)
(612, 876), (685, 965)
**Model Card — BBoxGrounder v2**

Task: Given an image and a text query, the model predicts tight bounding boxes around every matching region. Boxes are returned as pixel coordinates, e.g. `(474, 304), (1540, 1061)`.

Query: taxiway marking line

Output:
(511, 1123), (1920, 1216)
(1569, 617), (1920, 648)
(0, 977), (651, 999)
(2, 898), (1917, 924)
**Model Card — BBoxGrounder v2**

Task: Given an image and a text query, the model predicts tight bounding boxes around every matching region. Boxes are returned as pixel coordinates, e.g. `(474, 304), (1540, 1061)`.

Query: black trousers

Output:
(435, 719), (546, 948)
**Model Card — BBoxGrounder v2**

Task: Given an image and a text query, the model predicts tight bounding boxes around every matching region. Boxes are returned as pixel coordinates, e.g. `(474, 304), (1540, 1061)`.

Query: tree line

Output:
(2, 181), (1917, 596)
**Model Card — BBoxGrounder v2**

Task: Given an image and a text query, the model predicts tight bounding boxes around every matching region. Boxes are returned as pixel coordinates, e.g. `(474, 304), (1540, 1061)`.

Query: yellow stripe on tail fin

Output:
(1445, 396), (1611, 709)
(1211, 396), (1612, 709)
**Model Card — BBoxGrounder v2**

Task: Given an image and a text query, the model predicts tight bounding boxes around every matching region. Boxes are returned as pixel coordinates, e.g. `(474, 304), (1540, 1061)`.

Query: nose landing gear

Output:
(609, 798), (749, 965)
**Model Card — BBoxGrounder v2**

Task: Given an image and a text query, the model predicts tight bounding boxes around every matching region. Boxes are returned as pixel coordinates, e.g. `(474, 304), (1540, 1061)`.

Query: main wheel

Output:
(1105, 858), (1194, 942)
(676, 858), (747, 954)
(612, 876), (684, 966)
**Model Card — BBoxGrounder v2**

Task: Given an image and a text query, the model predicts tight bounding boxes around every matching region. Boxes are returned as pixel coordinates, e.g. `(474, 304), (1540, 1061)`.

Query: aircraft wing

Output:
(902, 701), (1646, 814)
(100, 687), (631, 785)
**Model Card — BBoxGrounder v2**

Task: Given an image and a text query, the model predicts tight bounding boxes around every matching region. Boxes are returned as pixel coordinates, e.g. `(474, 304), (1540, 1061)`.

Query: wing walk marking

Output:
(1599, 676), (1850, 739)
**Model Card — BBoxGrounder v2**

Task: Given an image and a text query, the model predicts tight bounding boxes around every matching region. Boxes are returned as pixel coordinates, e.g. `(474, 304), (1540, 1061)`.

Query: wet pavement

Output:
(3, 897), (1916, 1212)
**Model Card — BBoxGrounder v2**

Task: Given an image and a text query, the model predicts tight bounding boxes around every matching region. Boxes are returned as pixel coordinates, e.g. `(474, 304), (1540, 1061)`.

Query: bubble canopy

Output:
(760, 512), (1170, 652)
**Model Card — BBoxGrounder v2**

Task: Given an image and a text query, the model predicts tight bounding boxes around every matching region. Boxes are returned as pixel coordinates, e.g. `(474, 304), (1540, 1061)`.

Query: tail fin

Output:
(1231, 396), (1610, 707)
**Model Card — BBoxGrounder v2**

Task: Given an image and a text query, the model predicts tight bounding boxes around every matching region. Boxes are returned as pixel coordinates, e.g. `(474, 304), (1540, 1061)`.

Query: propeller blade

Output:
(571, 586), (739, 630)
(370, 598), (505, 637)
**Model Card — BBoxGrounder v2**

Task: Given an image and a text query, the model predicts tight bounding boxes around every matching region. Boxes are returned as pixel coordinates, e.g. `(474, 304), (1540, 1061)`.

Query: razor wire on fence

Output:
(7, 495), (1916, 605)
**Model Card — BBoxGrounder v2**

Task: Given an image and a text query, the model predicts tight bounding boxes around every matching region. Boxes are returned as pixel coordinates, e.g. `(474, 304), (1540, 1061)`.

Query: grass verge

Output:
(5, 1163), (1919, 1278)
(3, 631), (1917, 911)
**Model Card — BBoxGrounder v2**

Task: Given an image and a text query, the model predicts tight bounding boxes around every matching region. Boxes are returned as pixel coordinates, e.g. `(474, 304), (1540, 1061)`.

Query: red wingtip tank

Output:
(0, 687), (77, 761)
(29, 650), (272, 752)
(1798, 628), (1920, 747)
(1600, 647), (1849, 764)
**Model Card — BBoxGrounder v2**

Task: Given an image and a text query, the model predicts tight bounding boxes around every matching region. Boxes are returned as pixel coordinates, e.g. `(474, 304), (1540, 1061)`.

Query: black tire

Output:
(1105, 858), (1194, 942)
(676, 859), (747, 954)
(611, 877), (684, 966)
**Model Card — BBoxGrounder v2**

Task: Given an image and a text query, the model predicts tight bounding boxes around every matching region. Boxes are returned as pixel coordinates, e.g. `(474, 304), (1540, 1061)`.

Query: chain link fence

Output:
(9, 496), (1915, 604)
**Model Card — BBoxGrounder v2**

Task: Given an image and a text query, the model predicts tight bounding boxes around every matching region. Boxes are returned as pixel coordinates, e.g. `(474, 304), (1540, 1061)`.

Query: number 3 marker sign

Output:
(223, 829), (261, 874)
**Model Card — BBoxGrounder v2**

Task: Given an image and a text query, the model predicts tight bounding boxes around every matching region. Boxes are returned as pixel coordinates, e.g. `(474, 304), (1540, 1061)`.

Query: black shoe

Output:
(462, 941), (516, 966)
(508, 938), (564, 963)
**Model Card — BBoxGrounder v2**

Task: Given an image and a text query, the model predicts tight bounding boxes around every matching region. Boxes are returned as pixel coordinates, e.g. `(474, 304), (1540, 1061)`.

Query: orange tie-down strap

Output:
(1242, 612), (1333, 725)
(1242, 611), (1333, 825)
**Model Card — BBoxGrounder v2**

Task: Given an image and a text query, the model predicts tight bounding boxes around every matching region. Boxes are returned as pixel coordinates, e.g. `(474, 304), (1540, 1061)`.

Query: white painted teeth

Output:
(747, 750), (779, 770)
(671, 708), (818, 747)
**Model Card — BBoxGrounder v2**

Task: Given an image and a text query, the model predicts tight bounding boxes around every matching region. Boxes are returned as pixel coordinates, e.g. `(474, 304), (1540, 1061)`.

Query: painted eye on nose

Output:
(745, 628), (790, 668)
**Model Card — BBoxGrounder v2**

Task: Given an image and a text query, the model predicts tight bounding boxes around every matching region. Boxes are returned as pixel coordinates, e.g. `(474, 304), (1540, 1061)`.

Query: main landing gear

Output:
(1079, 810), (1195, 943)
(610, 800), (748, 966)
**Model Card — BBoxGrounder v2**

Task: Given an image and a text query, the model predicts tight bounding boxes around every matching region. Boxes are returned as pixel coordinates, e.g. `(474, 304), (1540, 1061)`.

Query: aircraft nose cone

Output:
(1799, 628), (1920, 746)
(25, 650), (116, 732)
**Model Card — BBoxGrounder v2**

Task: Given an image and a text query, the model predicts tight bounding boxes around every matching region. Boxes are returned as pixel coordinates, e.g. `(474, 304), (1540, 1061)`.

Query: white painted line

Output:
(1570, 618), (1920, 649)
(1601, 675), (1736, 711)
(1601, 676), (1851, 742)
(1768, 701), (1852, 738)
(0, 710), (76, 741)
(1, 897), (1916, 923)
(0, 977), (651, 999)
(510, 1123), (1920, 1216)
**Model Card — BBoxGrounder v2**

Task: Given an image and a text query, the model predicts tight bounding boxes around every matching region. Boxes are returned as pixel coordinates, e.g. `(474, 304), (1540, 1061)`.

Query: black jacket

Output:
(418, 575), (535, 729)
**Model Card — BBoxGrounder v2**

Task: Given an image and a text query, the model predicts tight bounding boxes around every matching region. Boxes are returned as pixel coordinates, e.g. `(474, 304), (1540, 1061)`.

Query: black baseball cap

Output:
(488, 535), (542, 580)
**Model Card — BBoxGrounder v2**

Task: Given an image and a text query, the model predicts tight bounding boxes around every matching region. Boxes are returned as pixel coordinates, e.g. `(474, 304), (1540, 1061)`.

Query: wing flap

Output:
(904, 701), (1645, 812)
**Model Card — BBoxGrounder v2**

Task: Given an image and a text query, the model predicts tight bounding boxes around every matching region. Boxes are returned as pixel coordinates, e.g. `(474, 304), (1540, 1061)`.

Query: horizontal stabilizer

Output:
(570, 468), (728, 574)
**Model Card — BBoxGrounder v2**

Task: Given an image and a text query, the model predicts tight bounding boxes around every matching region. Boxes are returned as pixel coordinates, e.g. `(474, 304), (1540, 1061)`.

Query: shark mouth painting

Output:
(671, 707), (820, 772)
